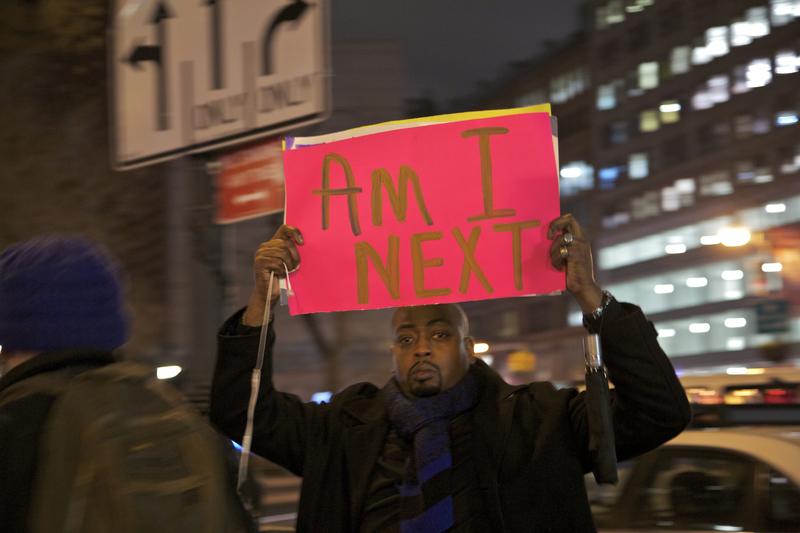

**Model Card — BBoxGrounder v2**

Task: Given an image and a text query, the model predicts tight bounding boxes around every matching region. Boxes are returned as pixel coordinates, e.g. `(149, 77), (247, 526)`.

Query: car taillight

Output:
(763, 388), (796, 404)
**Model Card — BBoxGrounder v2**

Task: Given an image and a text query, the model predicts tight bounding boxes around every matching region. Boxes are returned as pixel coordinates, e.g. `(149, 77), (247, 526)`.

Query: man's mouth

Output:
(411, 364), (437, 381)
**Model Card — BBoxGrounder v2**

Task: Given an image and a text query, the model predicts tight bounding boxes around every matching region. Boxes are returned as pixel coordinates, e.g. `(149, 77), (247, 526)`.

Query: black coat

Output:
(210, 302), (691, 532)
(0, 351), (115, 533)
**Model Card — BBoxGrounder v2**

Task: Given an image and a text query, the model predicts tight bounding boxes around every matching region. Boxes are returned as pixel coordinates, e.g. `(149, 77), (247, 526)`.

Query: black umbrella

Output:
(583, 334), (618, 484)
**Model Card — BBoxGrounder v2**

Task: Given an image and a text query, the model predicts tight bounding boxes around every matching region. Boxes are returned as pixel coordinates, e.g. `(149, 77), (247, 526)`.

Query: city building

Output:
(471, 0), (800, 379)
(588, 0), (800, 372)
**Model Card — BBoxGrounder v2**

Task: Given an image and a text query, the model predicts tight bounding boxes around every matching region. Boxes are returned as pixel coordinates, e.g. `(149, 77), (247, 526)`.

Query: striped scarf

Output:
(384, 368), (479, 533)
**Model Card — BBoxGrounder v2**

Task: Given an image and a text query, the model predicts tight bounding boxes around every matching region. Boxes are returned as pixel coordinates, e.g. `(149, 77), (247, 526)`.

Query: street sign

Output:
(215, 138), (285, 224)
(110, 0), (330, 170)
(756, 300), (790, 334)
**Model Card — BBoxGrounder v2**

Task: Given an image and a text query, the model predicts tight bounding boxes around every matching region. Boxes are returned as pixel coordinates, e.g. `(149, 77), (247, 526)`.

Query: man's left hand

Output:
(547, 214), (603, 314)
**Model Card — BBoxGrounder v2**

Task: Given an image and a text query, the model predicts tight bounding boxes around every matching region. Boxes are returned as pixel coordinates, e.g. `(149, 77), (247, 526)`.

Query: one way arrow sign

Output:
(110, 0), (330, 170)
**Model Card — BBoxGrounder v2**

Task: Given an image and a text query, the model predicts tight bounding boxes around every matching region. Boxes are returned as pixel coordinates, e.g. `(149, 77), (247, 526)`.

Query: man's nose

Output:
(414, 337), (432, 357)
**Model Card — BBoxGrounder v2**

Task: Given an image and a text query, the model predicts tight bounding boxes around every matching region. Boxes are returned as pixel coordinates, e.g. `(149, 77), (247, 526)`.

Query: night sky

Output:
(332, 0), (585, 104)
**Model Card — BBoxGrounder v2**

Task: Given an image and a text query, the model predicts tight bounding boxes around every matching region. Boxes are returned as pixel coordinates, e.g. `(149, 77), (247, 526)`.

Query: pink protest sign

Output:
(282, 112), (563, 315)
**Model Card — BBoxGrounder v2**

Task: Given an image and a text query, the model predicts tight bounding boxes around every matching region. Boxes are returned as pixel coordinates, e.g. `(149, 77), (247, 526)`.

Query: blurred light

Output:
(764, 388), (795, 404)
(658, 328), (676, 337)
(713, 525), (745, 532)
(765, 203), (786, 213)
(721, 269), (744, 280)
(726, 367), (765, 375)
(725, 290), (744, 299)
(727, 337), (746, 350)
(689, 322), (711, 333)
(599, 167), (620, 181)
(659, 102), (681, 113)
(231, 440), (243, 452)
(654, 284), (675, 294)
(775, 51), (799, 74)
(311, 391), (333, 403)
(775, 112), (799, 126)
(560, 167), (583, 179)
(156, 365), (182, 380)
(665, 243), (687, 254)
(762, 262), (783, 272)
(686, 387), (723, 405)
(725, 388), (762, 405)
(474, 342), (490, 354)
(724, 317), (747, 328)
(746, 59), (772, 88)
(718, 226), (751, 247)
(479, 354), (494, 366)
(686, 277), (708, 287)
(701, 235), (722, 245)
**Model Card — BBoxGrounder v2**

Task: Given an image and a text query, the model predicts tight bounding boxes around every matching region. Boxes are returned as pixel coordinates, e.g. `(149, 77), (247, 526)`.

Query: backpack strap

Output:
(0, 367), (75, 407)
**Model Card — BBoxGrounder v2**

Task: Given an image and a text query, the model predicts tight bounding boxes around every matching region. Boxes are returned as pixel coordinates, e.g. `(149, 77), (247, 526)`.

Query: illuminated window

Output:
(775, 50), (800, 74)
(700, 171), (733, 196)
(638, 62), (659, 90)
(597, 0), (625, 29)
(514, 89), (546, 107)
(597, 80), (623, 110)
(609, 120), (628, 145)
(550, 68), (589, 104)
(770, 0), (800, 26)
(732, 7), (771, 48)
(640, 109), (659, 132)
(559, 161), (595, 197)
(693, 75), (729, 110)
(736, 112), (772, 137)
(705, 26), (729, 58)
(632, 191), (660, 220)
(692, 37), (713, 65)
(660, 100), (681, 123)
(662, 178), (696, 212)
(670, 46), (691, 75)
(599, 166), (622, 190)
(735, 159), (771, 184)
(629, 153), (649, 179)
(602, 211), (631, 228)
(708, 75), (730, 104)
(775, 110), (799, 127)
(746, 58), (773, 89)
(625, 0), (654, 14)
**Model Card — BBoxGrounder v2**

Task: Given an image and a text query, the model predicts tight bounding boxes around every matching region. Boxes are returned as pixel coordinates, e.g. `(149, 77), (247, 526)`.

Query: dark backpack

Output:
(0, 361), (254, 533)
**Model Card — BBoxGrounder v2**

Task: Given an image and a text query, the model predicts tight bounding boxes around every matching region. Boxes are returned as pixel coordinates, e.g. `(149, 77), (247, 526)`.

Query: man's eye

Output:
(397, 336), (413, 345)
(432, 331), (451, 340)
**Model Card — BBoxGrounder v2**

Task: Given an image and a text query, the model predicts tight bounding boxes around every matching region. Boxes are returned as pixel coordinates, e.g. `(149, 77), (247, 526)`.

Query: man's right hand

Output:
(242, 224), (303, 326)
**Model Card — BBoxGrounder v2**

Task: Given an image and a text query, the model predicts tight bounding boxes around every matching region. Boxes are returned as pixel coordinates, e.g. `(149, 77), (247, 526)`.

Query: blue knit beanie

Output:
(0, 236), (129, 353)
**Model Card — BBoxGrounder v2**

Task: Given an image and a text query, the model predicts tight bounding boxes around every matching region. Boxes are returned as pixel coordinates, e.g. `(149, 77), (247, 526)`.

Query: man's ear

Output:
(463, 336), (475, 357)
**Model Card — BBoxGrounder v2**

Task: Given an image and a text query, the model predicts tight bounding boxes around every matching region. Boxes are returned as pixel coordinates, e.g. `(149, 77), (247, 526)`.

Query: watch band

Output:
(583, 290), (615, 331)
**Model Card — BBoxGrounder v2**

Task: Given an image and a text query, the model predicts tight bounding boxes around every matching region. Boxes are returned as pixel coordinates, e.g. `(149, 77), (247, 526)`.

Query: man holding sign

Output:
(211, 110), (689, 531)
(211, 214), (691, 532)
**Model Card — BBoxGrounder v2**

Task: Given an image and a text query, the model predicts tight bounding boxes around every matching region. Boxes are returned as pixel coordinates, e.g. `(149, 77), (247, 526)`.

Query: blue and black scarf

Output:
(384, 367), (479, 533)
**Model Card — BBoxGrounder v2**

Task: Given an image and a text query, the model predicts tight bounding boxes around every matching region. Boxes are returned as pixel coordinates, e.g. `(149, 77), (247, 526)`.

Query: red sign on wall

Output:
(216, 139), (285, 224)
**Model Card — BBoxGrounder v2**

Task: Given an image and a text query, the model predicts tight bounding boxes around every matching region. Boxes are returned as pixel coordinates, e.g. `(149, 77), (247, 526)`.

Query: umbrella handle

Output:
(584, 334), (603, 370)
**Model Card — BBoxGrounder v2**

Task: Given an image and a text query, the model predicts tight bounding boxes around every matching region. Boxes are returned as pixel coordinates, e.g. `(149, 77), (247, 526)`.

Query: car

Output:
(680, 367), (800, 406)
(588, 418), (800, 532)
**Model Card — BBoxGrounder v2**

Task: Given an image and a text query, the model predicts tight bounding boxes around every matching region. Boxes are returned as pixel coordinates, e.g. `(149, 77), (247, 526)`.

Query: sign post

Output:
(110, 0), (330, 170)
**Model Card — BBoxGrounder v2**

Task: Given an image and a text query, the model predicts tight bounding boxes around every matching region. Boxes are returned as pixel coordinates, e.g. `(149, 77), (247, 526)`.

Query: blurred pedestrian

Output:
(211, 215), (692, 532)
(0, 235), (254, 533)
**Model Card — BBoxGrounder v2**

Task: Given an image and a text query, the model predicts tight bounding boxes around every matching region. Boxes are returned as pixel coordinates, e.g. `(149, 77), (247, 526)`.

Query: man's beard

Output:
(407, 362), (442, 397)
